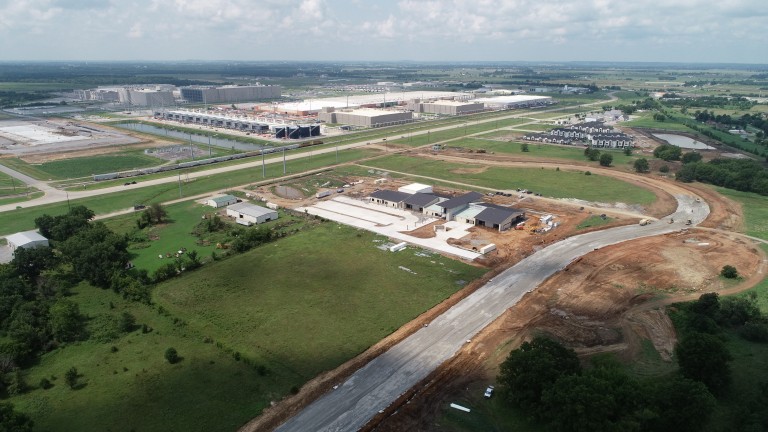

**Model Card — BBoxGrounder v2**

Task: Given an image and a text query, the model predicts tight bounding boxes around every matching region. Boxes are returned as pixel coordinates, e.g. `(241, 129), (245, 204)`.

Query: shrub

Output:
(659, 165), (670, 173)
(739, 322), (768, 343)
(65, 367), (79, 389)
(164, 347), (180, 364)
(721, 265), (738, 279)
(39, 377), (52, 390)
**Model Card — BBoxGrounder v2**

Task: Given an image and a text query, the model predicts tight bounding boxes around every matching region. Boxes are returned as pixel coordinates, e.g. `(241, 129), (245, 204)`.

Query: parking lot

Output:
(297, 196), (482, 260)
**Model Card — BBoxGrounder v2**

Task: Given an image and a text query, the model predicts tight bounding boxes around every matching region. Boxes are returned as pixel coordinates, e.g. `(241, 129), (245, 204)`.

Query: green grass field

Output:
(0, 148), (381, 236)
(103, 200), (311, 273)
(714, 187), (768, 240)
(362, 155), (656, 205)
(10, 282), (284, 432)
(624, 114), (697, 132)
(154, 222), (486, 379)
(447, 137), (637, 166)
(10, 222), (486, 432)
(0, 153), (165, 180)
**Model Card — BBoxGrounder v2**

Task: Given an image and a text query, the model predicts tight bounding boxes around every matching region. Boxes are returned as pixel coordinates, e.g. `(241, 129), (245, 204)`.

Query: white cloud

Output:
(0, 0), (764, 62)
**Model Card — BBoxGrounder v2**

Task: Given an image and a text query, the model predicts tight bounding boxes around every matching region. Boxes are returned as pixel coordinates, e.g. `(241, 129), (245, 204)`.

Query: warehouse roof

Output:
(209, 194), (238, 205)
(369, 190), (412, 202)
(227, 202), (277, 218)
(475, 205), (524, 225)
(6, 231), (48, 247)
(437, 191), (484, 209)
(403, 193), (440, 207)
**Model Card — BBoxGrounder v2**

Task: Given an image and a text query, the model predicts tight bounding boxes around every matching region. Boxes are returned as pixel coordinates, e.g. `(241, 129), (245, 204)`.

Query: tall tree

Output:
(497, 336), (581, 417)
(49, 299), (84, 342)
(60, 222), (129, 288)
(675, 332), (732, 395)
(0, 402), (34, 432)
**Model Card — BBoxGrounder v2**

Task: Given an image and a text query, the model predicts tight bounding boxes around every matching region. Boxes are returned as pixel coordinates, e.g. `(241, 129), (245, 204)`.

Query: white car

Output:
(484, 385), (494, 398)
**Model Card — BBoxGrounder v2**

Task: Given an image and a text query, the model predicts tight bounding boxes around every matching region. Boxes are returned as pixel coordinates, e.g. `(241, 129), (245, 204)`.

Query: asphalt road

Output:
(275, 194), (708, 432)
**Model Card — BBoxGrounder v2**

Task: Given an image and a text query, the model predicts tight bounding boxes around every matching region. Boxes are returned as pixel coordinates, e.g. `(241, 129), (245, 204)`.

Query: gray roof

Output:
(6, 230), (48, 247)
(475, 205), (524, 225)
(369, 190), (412, 202)
(437, 191), (484, 209)
(403, 193), (440, 207)
(210, 194), (238, 204)
(227, 202), (277, 218)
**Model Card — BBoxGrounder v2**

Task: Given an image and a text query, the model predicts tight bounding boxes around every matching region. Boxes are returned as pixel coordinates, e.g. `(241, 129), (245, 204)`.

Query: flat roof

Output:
(425, 100), (483, 106)
(334, 108), (411, 118)
(227, 202), (277, 218)
(472, 95), (553, 104)
(276, 91), (474, 112)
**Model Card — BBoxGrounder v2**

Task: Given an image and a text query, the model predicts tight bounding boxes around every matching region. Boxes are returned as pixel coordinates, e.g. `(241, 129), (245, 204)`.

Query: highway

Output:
(274, 194), (708, 432)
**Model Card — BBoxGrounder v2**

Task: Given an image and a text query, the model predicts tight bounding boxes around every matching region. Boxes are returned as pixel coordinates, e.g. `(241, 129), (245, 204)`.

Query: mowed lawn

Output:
(714, 186), (768, 241)
(154, 221), (487, 380)
(363, 155), (656, 205)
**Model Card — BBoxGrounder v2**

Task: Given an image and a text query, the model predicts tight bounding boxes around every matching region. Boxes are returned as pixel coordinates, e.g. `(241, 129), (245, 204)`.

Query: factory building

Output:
(406, 99), (485, 115)
(317, 107), (413, 128)
(180, 85), (282, 104)
(123, 89), (175, 107)
(473, 95), (554, 109)
(154, 109), (321, 139)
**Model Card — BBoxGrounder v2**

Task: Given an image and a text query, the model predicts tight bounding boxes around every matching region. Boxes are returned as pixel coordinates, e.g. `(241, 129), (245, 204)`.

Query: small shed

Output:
(226, 202), (278, 225)
(398, 183), (433, 195)
(206, 194), (239, 208)
(6, 231), (49, 251)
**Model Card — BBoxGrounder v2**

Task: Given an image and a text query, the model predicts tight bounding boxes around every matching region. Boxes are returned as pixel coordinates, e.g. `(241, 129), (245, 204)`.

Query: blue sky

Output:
(0, 0), (765, 63)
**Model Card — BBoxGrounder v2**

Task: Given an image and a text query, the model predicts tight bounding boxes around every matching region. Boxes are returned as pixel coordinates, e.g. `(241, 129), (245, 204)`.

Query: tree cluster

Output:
(676, 158), (768, 195)
(653, 143), (682, 161)
(497, 336), (716, 432)
(671, 292), (768, 430)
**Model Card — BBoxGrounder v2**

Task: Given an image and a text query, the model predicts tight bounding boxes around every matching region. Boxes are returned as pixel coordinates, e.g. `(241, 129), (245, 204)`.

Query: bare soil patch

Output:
(371, 229), (766, 431)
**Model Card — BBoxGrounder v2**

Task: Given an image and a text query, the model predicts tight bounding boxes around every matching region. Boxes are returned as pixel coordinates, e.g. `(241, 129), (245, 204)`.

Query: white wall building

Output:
(226, 202), (278, 226)
(206, 194), (239, 208)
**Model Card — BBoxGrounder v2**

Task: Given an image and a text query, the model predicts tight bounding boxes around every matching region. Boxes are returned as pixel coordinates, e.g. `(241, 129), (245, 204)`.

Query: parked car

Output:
(484, 385), (495, 398)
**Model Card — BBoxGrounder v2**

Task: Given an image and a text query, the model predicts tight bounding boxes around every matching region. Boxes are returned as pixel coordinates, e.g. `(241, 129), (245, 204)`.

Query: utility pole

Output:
(10, 176), (16, 193)
(66, 191), (71, 211)
(208, 133), (212, 157)
(262, 151), (266, 178)
(178, 171), (182, 198)
(283, 148), (286, 174)
(335, 144), (339, 164)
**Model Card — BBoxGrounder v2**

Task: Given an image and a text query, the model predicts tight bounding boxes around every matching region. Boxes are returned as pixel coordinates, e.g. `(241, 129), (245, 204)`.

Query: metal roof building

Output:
(6, 231), (49, 251)
(226, 202), (278, 226)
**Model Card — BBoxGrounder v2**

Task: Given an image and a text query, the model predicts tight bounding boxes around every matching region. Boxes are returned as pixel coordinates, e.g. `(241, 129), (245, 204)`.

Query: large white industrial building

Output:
(472, 95), (553, 109)
(317, 107), (413, 128)
(406, 99), (485, 115)
(180, 85), (282, 104)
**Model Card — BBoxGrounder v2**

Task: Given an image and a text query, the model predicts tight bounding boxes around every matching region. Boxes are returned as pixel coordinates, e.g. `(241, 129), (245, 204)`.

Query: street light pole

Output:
(208, 134), (212, 157)
(262, 151), (266, 178)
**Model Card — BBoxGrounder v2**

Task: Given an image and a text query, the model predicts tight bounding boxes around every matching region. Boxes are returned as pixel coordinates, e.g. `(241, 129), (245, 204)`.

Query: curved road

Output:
(274, 194), (708, 432)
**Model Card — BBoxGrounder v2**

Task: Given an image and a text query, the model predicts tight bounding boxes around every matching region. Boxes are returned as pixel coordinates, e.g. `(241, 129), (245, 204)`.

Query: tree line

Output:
(677, 158), (768, 195)
(497, 291), (768, 431)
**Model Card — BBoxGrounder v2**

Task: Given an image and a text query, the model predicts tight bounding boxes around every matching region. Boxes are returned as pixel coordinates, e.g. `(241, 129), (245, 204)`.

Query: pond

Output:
(652, 133), (714, 150)
(115, 122), (266, 152)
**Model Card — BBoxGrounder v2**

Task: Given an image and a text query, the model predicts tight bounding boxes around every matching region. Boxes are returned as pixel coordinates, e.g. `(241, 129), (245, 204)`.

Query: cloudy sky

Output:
(0, 0), (765, 63)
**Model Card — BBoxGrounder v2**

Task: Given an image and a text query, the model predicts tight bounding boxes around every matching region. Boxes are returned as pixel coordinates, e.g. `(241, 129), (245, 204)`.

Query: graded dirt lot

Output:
(372, 229), (767, 432)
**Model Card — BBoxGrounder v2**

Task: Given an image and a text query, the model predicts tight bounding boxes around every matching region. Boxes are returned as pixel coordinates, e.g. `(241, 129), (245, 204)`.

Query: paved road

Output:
(275, 194), (708, 432)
